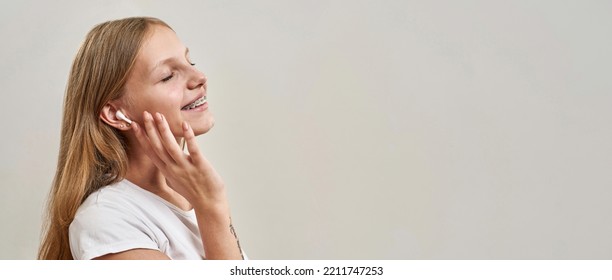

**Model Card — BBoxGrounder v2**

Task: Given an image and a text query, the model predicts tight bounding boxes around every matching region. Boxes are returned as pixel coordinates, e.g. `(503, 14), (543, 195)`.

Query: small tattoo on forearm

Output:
(229, 218), (244, 260)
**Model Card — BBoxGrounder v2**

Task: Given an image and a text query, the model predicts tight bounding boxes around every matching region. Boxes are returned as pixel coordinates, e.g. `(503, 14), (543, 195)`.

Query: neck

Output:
(124, 133), (192, 211)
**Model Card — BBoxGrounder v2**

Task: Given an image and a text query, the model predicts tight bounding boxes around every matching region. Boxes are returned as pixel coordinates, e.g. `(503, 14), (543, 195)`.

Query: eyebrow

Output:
(149, 48), (190, 75)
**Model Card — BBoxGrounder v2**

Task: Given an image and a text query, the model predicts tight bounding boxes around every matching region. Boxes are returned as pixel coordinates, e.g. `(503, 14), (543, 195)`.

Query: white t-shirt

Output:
(69, 179), (205, 260)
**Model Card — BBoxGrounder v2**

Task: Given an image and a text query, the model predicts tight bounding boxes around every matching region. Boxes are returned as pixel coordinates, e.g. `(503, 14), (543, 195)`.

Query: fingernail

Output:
(183, 121), (189, 131)
(155, 112), (162, 121)
(144, 111), (152, 120)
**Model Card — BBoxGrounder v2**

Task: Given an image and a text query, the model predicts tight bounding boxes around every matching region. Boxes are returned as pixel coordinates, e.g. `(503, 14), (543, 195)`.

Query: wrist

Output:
(188, 183), (228, 209)
(193, 198), (230, 220)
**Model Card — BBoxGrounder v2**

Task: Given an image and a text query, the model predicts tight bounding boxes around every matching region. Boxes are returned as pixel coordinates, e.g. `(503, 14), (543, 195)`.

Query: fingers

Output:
(142, 111), (175, 164)
(131, 121), (166, 169)
(182, 121), (204, 167)
(153, 112), (189, 165)
(133, 111), (203, 169)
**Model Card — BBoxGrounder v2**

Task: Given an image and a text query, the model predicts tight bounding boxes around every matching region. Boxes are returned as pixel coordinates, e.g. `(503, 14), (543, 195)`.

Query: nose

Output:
(187, 68), (207, 90)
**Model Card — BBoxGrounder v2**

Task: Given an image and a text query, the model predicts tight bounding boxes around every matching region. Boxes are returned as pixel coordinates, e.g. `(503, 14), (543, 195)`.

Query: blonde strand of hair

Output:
(38, 17), (170, 260)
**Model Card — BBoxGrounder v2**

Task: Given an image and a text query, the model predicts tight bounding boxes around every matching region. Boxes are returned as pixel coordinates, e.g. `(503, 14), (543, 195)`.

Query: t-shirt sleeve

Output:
(69, 201), (160, 260)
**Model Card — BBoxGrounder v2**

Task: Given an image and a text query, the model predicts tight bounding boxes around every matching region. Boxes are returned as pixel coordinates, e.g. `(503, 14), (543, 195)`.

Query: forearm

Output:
(194, 202), (244, 260)
(133, 115), (244, 259)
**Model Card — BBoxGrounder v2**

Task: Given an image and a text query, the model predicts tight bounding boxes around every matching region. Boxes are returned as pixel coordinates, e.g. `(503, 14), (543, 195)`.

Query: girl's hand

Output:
(131, 111), (226, 209)
(131, 111), (244, 260)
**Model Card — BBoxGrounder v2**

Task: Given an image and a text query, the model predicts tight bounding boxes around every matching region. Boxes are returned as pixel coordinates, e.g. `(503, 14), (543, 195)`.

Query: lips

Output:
(181, 95), (207, 110)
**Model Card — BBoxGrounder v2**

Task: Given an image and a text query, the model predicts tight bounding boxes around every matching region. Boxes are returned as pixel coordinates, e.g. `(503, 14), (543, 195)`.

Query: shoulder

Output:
(69, 180), (161, 259)
(80, 180), (143, 208)
(71, 179), (160, 231)
(76, 179), (169, 217)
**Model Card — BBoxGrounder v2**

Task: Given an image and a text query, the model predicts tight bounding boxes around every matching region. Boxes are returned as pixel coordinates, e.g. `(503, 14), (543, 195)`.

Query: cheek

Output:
(159, 87), (186, 134)
(150, 87), (183, 111)
(127, 88), (183, 123)
(165, 88), (185, 112)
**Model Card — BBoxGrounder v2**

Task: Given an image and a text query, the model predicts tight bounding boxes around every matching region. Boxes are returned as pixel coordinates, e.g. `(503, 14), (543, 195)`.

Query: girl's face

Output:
(122, 24), (212, 136)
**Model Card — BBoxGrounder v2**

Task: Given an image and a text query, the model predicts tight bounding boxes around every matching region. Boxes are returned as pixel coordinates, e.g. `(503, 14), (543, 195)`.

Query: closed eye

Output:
(161, 73), (174, 82)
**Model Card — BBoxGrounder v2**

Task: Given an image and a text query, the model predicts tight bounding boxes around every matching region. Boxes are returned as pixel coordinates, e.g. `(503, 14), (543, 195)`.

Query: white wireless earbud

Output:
(115, 110), (132, 125)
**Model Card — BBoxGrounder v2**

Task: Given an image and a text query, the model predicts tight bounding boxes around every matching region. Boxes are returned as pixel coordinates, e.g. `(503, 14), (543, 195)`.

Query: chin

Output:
(192, 118), (215, 136)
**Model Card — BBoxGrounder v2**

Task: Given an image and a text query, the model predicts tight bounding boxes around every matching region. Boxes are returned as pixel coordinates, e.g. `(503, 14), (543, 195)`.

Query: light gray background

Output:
(1, 0), (611, 259)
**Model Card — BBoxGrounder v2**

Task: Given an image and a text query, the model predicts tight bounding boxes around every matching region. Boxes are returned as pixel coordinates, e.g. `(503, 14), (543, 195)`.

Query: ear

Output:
(100, 103), (131, 131)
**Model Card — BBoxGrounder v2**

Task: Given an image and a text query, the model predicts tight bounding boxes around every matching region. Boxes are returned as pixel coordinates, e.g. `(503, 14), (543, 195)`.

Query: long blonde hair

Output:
(38, 17), (170, 260)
